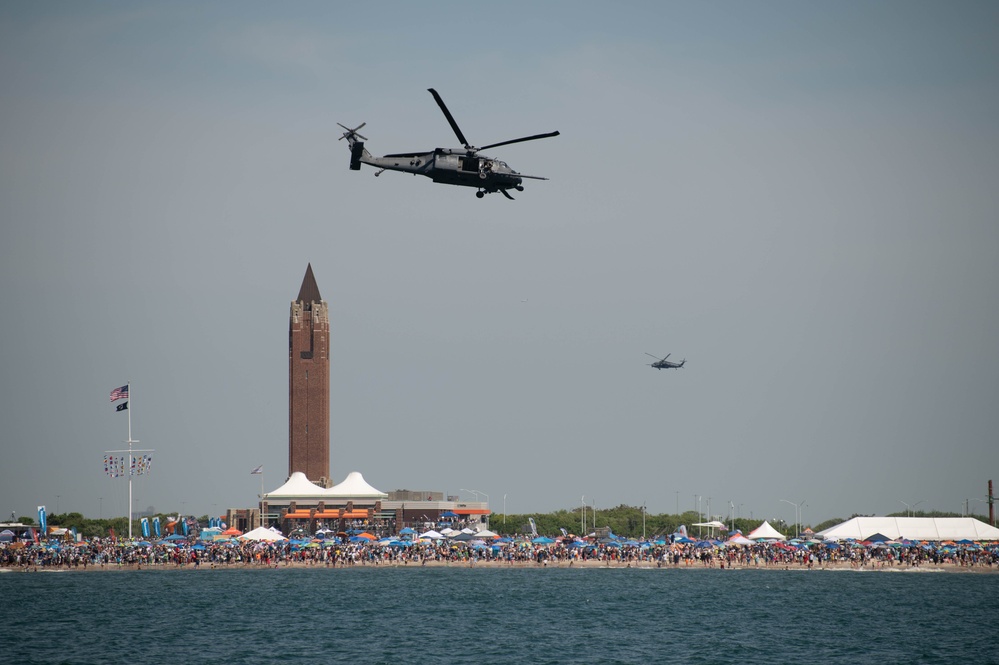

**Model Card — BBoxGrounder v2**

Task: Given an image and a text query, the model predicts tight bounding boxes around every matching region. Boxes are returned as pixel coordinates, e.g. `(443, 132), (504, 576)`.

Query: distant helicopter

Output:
(339, 88), (559, 200)
(646, 353), (685, 370)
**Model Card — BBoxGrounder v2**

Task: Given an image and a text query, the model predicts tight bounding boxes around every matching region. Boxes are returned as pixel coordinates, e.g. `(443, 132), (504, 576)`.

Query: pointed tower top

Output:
(297, 263), (323, 304)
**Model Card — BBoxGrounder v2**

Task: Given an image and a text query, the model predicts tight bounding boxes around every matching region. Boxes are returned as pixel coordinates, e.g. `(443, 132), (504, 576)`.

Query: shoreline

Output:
(5, 559), (997, 574)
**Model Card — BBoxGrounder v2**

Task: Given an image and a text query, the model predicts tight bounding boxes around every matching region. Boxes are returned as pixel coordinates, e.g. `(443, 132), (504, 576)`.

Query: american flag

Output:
(110, 384), (128, 401)
(250, 465), (263, 475)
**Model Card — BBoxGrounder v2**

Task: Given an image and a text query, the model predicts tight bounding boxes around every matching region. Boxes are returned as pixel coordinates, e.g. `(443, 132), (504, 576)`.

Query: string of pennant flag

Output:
(103, 454), (152, 478)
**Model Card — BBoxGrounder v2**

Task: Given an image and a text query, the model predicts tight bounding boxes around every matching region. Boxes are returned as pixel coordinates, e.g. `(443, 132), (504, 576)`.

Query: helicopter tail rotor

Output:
(338, 122), (370, 171)
(338, 122), (367, 142)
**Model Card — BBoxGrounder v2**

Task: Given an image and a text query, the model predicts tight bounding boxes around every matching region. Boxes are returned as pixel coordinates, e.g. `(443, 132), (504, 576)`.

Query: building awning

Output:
(453, 509), (491, 515)
(283, 510), (371, 520)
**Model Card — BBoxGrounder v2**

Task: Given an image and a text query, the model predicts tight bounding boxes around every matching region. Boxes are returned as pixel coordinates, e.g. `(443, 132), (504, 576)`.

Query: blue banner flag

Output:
(37, 506), (46, 534)
(153, 516), (161, 538)
(141, 517), (150, 538)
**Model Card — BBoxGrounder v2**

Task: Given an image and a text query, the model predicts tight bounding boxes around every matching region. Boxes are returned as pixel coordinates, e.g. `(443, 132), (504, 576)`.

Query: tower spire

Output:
(297, 263), (322, 304)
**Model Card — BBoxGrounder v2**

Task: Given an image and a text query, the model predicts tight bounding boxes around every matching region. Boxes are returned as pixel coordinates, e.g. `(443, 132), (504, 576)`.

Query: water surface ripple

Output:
(3, 566), (996, 664)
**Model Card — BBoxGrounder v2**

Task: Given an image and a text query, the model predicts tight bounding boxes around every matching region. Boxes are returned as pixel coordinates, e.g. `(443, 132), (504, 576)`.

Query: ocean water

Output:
(2, 566), (997, 664)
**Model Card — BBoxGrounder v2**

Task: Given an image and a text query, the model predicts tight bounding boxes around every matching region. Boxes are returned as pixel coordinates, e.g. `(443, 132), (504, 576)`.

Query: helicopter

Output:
(646, 353), (686, 370)
(338, 88), (559, 200)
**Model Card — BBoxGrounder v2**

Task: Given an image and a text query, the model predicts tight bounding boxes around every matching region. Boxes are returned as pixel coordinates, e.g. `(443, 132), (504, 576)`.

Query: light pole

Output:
(696, 495), (701, 537)
(642, 501), (646, 540)
(967, 498), (987, 517)
(581, 496), (585, 534)
(780, 499), (805, 538)
(503, 494), (507, 528)
(899, 499), (911, 517)
(459, 488), (480, 502)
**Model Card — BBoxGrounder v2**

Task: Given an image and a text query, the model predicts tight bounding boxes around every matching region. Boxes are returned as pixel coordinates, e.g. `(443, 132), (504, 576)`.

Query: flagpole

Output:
(128, 381), (134, 539)
(107, 381), (150, 542)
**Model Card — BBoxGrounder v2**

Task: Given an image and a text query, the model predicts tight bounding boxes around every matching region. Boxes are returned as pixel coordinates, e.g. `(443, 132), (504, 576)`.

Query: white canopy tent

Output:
(818, 517), (999, 542)
(747, 520), (787, 541)
(418, 530), (444, 540)
(240, 526), (288, 542)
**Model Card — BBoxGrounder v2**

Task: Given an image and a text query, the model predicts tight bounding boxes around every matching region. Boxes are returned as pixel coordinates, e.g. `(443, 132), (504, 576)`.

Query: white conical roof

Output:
(327, 471), (387, 499)
(264, 472), (328, 499)
(264, 470), (387, 500)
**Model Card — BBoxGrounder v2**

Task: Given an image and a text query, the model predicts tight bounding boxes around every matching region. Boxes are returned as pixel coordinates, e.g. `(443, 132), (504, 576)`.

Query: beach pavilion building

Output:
(261, 471), (490, 535)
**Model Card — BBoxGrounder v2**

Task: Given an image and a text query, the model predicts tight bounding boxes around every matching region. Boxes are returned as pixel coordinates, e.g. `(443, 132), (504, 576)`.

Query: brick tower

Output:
(288, 263), (331, 487)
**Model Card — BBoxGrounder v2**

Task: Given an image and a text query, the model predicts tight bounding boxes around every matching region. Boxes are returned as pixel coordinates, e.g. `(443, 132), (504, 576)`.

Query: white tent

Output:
(240, 526), (288, 542)
(747, 520), (787, 541)
(818, 517), (999, 542)
(418, 529), (444, 540)
(726, 534), (754, 546)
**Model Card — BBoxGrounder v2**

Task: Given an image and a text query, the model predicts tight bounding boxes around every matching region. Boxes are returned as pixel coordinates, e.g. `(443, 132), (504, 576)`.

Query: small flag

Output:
(116, 401), (128, 412)
(110, 384), (128, 401)
(250, 465), (263, 475)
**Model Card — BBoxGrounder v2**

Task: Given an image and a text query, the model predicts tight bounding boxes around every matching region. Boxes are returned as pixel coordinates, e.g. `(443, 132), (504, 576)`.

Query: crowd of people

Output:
(2, 533), (997, 571)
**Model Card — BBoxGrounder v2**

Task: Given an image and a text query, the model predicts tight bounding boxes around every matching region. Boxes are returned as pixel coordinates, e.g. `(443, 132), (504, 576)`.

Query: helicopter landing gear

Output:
(476, 190), (485, 199)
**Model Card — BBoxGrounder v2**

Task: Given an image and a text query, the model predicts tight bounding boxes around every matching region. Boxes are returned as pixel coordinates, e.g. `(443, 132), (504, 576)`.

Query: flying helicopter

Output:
(338, 88), (559, 200)
(646, 353), (686, 370)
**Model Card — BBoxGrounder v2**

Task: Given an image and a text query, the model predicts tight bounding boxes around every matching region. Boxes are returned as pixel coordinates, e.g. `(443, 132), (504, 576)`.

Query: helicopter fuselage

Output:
(358, 147), (530, 193)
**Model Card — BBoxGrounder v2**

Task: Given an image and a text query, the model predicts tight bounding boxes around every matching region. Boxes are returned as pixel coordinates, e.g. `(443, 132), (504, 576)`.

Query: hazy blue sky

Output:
(2, 1), (997, 529)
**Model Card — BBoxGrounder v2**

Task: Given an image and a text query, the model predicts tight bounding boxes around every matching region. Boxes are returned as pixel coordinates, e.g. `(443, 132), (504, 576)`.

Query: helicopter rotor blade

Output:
(337, 122), (367, 141)
(479, 131), (560, 152)
(428, 88), (470, 149)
